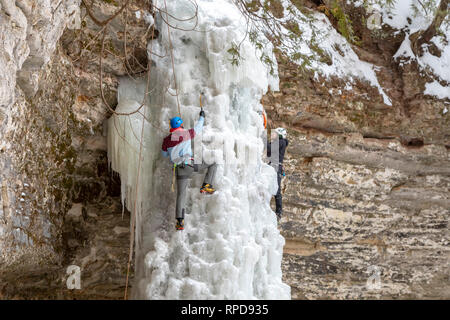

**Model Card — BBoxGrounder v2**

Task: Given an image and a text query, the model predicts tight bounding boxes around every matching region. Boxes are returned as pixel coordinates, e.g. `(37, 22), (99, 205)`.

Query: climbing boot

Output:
(176, 218), (184, 231)
(200, 183), (215, 194)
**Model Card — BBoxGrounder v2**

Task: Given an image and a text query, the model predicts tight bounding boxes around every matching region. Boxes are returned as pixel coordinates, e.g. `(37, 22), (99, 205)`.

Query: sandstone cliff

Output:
(262, 0), (449, 299)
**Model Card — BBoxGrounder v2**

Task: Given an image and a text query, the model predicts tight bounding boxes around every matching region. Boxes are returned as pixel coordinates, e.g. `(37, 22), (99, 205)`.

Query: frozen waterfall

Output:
(107, 0), (290, 299)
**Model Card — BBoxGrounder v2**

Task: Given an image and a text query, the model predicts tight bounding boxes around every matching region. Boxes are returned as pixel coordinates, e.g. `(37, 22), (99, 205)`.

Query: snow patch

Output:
(424, 81), (450, 100)
(381, 0), (433, 32)
(258, 0), (392, 105)
(387, 0), (449, 100)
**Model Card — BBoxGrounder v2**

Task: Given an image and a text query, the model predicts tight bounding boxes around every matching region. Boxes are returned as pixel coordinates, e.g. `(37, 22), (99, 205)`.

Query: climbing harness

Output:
(171, 158), (195, 192)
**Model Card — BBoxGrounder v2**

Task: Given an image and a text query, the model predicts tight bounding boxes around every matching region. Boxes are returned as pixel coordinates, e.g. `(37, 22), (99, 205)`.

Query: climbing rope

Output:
(163, 0), (185, 196)
(164, 0), (182, 118)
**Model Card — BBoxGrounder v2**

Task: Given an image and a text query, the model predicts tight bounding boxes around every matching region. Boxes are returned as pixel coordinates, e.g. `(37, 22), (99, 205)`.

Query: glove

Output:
(199, 110), (205, 117)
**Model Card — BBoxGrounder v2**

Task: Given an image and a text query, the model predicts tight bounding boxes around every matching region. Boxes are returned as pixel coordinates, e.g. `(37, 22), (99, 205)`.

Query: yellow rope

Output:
(171, 164), (177, 192)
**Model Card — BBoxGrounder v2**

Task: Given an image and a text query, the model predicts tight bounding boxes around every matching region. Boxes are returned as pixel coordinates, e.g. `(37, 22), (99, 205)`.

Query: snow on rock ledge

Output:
(107, 0), (290, 299)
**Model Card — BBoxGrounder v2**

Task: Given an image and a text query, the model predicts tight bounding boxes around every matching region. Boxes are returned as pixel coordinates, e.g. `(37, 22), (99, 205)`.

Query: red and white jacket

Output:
(161, 116), (204, 164)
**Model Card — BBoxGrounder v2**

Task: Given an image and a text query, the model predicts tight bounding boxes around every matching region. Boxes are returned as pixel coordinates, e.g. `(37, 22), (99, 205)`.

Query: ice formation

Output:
(107, 0), (290, 299)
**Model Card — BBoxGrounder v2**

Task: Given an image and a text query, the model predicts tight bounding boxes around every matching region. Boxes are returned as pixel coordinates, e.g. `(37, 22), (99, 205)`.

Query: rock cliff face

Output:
(0, 0), (84, 287)
(0, 0), (448, 299)
(0, 0), (142, 298)
(262, 1), (449, 299)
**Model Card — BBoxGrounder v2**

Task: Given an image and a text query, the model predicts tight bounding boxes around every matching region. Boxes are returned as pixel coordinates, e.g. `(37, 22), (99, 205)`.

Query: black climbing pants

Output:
(175, 163), (217, 219)
(275, 166), (283, 214)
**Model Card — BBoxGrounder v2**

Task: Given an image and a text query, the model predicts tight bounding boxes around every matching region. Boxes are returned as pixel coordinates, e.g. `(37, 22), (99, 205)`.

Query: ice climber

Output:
(267, 127), (288, 220)
(161, 110), (217, 231)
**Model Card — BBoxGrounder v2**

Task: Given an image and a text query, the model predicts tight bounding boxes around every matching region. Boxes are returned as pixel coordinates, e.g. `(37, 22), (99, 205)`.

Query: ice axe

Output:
(199, 92), (205, 111)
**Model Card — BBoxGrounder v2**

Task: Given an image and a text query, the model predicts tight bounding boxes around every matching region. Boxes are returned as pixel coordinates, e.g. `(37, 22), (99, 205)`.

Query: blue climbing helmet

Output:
(170, 116), (183, 129)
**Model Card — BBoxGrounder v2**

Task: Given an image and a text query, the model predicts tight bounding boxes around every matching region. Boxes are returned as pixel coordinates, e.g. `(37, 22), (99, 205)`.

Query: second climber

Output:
(267, 127), (288, 220)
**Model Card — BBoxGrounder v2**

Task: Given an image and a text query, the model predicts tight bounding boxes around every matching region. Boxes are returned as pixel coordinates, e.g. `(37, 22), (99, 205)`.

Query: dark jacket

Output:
(267, 137), (288, 168)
